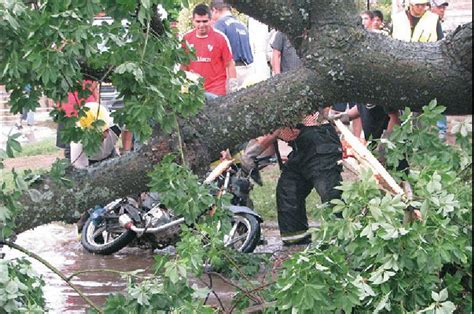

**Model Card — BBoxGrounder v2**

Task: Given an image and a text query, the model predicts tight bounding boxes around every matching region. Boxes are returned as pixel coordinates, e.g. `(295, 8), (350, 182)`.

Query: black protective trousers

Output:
(276, 124), (343, 240)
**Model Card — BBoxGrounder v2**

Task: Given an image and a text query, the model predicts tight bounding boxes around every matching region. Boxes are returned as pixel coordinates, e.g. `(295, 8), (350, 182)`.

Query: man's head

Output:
(372, 10), (384, 30)
(409, 0), (429, 17)
(192, 4), (212, 37)
(210, 0), (232, 21)
(430, 0), (448, 20)
(360, 11), (374, 30)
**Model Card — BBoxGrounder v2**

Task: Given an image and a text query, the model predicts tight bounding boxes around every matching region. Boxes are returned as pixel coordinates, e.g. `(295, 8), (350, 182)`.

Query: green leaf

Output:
(0, 206), (12, 222)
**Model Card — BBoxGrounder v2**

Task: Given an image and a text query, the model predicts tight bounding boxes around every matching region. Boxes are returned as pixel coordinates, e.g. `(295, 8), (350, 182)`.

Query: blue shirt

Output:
(214, 15), (254, 65)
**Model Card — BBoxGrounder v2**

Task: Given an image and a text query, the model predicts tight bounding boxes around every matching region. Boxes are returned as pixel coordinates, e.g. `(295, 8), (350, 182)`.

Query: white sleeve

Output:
(70, 142), (89, 169)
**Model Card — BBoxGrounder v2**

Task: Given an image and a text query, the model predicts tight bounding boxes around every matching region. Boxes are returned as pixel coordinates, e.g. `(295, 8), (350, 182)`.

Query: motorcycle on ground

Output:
(80, 155), (274, 255)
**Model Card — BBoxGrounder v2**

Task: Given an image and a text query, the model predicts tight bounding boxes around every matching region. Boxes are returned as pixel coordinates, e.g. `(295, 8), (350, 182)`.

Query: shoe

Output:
(283, 235), (312, 247)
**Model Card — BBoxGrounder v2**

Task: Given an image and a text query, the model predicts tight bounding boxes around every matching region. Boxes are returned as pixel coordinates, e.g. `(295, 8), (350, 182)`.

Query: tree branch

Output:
(229, 0), (311, 48)
(302, 23), (473, 114)
(1, 241), (103, 313)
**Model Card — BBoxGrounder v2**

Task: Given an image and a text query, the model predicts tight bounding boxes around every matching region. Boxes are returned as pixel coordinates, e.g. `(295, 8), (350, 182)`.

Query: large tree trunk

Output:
(12, 0), (472, 234)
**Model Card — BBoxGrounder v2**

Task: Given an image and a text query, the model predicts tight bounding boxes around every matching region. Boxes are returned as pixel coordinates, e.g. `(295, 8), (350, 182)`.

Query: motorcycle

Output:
(80, 155), (273, 255)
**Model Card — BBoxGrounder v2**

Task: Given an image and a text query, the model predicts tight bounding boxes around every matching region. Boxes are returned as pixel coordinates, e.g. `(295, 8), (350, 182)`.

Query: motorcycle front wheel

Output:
(225, 213), (261, 253)
(81, 215), (136, 255)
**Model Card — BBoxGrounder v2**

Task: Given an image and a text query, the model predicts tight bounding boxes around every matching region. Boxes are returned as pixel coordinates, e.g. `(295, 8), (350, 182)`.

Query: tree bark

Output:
(11, 1), (472, 234)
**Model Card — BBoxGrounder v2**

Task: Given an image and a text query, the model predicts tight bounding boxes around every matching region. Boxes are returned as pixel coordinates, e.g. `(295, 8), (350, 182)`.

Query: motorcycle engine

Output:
(143, 205), (180, 249)
(144, 205), (172, 227)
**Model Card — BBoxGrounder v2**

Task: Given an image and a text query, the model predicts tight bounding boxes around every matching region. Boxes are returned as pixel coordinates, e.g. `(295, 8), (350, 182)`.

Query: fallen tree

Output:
(0, 0), (472, 233)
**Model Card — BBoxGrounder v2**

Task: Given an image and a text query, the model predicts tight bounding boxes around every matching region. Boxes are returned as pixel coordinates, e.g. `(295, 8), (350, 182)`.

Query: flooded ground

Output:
(3, 221), (287, 313)
(4, 223), (153, 312)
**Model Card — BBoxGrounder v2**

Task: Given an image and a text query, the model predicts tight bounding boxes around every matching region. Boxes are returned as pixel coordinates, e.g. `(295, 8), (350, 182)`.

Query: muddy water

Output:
(3, 222), (283, 313)
(4, 223), (156, 312)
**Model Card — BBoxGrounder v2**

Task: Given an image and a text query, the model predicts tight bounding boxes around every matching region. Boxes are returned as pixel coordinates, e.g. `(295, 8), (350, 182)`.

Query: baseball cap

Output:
(409, 0), (430, 4)
(430, 0), (449, 6)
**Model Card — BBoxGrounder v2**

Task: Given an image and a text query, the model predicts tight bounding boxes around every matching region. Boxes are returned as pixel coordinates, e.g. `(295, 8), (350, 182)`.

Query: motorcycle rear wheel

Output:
(81, 217), (136, 255)
(226, 213), (261, 253)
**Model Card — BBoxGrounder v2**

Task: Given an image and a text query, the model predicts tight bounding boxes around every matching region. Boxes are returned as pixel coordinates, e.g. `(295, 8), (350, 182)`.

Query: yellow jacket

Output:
(392, 10), (440, 42)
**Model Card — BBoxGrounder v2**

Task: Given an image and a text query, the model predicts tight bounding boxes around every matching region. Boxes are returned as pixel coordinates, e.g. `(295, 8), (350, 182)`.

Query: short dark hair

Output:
(361, 10), (374, 19)
(210, 0), (232, 10)
(372, 10), (384, 21)
(193, 4), (211, 18)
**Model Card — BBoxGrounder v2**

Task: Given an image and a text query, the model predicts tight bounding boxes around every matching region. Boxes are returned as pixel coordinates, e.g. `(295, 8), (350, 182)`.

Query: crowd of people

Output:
(59, 0), (450, 245)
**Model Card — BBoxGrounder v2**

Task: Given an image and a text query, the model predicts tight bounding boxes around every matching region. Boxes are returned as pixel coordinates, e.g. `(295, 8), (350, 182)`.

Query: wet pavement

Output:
(2, 221), (298, 313)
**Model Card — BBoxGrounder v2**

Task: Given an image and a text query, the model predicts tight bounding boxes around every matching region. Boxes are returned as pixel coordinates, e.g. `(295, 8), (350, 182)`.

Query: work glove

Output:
(240, 140), (265, 174)
(328, 112), (351, 124)
(228, 78), (239, 94)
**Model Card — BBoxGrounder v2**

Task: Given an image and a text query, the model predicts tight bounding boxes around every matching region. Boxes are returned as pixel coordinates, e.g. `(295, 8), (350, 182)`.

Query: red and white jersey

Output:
(183, 28), (233, 96)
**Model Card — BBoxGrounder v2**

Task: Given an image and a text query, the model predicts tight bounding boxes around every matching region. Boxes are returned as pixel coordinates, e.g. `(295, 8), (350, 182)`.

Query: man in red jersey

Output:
(182, 4), (237, 100)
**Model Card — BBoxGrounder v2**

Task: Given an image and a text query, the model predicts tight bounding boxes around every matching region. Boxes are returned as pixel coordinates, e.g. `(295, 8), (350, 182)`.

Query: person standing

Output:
(360, 11), (374, 31)
(430, 0), (449, 22)
(210, 0), (254, 90)
(270, 31), (302, 75)
(275, 112), (343, 246)
(372, 10), (390, 35)
(392, 0), (442, 42)
(181, 4), (237, 100)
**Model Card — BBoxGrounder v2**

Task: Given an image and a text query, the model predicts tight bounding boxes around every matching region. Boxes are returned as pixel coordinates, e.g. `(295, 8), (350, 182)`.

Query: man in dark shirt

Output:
(211, 0), (254, 90)
(271, 31), (302, 75)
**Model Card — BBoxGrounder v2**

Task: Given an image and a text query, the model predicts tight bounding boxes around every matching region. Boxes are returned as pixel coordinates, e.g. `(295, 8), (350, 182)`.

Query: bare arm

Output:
(272, 49), (282, 75)
(226, 60), (237, 79)
(386, 111), (401, 135)
(347, 105), (360, 120)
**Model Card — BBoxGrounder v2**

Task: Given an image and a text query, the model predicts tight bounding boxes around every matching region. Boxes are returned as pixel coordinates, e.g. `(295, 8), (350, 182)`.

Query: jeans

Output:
(437, 116), (448, 136)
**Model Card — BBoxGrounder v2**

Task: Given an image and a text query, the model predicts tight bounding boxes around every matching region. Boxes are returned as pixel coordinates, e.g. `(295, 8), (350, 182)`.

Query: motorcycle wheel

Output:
(226, 213), (261, 253)
(81, 216), (136, 255)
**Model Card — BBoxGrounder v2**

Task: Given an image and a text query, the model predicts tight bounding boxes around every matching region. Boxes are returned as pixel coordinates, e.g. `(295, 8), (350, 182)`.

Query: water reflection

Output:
(3, 222), (283, 312)
(4, 222), (154, 313)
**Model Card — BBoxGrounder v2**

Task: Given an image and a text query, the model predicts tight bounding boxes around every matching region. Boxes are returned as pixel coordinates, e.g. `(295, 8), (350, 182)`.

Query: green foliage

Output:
(148, 154), (217, 224)
(271, 248), (361, 313)
(7, 138), (60, 158)
(1, 134), (26, 240)
(1, 0), (204, 151)
(0, 258), (46, 313)
(269, 104), (472, 313)
(0, 134), (68, 241)
(1, 1), (471, 312)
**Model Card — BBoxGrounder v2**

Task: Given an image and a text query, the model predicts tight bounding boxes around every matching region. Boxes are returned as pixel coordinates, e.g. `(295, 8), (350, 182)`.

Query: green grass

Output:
(252, 165), (321, 221)
(13, 138), (60, 157)
(0, 168), (48, 192)
(2, 138), (59, 190)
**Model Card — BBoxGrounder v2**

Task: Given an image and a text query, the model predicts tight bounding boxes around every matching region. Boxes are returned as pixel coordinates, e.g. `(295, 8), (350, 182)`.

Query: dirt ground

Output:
(4, 151), (64, 170)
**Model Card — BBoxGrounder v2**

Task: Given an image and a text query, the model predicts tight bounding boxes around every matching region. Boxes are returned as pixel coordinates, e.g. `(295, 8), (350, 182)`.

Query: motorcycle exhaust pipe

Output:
(119, 214), (185, 233)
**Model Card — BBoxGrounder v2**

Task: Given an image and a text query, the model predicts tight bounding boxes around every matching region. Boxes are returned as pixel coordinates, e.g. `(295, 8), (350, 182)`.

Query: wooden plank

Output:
(334, 119), (404, 196)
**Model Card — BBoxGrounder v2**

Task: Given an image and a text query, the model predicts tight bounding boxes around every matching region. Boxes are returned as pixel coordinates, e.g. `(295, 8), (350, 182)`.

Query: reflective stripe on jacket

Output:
(392, 10), (439, 42)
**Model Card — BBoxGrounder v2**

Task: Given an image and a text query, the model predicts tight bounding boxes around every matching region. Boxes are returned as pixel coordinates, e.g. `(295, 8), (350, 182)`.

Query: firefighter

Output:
(392, 0), (443, 43)
(276, 111), (343, 245)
